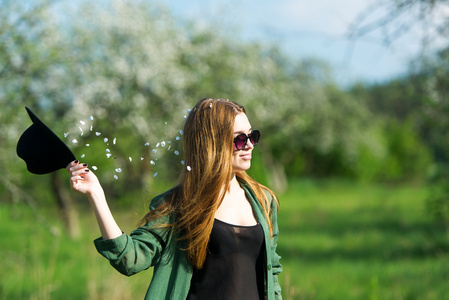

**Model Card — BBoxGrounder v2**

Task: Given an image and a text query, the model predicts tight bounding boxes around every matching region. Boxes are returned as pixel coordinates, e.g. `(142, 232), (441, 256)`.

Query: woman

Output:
(67, 98), (282, 299)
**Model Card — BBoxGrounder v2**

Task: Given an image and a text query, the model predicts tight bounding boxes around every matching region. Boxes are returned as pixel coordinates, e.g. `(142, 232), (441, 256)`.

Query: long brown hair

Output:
(140, 98), (278, 269)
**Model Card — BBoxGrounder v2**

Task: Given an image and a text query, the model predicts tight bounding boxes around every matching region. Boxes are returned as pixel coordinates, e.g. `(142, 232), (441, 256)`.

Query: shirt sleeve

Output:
(268, 192), (283, 299)
(94, 196), (173, 276)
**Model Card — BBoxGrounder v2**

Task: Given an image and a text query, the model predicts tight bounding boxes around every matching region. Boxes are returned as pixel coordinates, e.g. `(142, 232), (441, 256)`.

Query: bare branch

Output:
(347, 0), (449, 50)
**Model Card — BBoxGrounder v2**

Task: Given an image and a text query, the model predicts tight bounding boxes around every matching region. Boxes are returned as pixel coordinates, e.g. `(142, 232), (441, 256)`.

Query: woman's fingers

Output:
(69, 168), (87, 180)
(68, 163), (87, 172)
(66, 160), (96, 192)
(66, 160), (79, 171)
(66, 160), (104, 198)
(67, 160), (89, 172)
(70, 175), (85, 183)
(70, 166), (89, 176)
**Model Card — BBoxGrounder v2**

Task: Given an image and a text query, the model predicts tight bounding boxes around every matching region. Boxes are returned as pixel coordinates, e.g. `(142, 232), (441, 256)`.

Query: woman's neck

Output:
(216, 172), (257, 226)
(227, 172), (240, 193)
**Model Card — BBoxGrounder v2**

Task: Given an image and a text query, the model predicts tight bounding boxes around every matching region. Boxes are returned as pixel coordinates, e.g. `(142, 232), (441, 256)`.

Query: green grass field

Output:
(277, 179), (449, 299)
(1, 179), (448, 299)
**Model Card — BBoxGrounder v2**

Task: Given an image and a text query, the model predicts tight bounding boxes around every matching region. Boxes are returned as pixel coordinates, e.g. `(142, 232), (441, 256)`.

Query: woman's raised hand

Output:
(66, 160), (122, 240)
(66, 160), (102, 197)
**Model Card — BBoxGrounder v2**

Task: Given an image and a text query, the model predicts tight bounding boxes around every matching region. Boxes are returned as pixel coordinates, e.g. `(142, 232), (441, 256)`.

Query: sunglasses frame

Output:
(233, 130), (260, 150)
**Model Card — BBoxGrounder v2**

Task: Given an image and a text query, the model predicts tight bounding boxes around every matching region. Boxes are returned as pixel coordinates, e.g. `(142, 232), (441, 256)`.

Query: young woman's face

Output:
(232, 113), (254, 173)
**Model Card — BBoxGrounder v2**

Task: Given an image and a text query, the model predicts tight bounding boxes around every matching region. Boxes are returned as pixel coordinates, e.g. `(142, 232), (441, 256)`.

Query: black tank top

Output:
(186, 218), (265, 300)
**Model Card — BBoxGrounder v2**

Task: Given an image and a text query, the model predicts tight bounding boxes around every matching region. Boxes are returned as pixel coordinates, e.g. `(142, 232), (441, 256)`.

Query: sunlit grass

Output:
(0, 204), (151, 300)
(277, 178), (449, 300)
(1, 178), (448, 299)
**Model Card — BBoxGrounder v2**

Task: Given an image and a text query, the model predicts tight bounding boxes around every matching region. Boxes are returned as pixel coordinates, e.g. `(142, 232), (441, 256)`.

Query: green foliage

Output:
(346, 117), (433, 182)
(0, 0), (446, 213)
(381, 118), (432, 181)
(349, 47), (449, 218)
(0, 0), (389, 200)
(350, 47), (449, 169)
(426, 163), (449, 229)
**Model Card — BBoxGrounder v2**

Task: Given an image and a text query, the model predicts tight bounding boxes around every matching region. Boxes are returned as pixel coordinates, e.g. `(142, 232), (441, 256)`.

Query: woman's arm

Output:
(66, 160), (122, 240)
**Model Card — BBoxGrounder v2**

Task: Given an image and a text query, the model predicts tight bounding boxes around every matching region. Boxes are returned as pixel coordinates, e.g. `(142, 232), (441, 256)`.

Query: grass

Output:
(1, 178), (448, 299)
(277, 179), (449, 299)
(0, 203), (151, 300)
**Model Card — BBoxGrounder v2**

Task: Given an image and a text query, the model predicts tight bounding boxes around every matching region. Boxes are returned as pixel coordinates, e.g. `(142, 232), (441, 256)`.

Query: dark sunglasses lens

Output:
(250, 130), (260, 146)
(235, 134), (247, 149)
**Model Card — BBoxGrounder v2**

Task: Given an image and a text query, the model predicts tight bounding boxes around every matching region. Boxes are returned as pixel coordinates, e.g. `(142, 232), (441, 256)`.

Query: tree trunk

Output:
(50, 172), (80, 238)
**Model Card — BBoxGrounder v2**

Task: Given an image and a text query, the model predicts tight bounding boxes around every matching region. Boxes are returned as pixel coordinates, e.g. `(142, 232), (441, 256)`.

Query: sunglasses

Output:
(233, 130), (260, 150)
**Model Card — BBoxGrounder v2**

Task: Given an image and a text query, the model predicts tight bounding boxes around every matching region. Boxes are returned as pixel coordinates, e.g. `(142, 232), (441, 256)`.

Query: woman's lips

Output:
(240, 153), (252, 160)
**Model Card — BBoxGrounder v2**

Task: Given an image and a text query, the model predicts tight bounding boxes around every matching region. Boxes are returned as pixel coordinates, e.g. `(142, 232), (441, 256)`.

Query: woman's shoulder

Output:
(149, 187), (177, 210)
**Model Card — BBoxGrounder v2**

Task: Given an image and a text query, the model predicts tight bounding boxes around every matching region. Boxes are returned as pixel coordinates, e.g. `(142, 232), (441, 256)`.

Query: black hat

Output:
(17, 107), (76, 174)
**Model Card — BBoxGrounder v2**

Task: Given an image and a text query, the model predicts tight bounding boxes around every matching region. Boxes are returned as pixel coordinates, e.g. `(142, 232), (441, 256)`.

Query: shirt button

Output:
(267, 264), (272, 270)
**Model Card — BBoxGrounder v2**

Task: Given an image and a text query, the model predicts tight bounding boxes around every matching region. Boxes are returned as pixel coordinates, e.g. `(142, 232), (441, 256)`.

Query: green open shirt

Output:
(94, 179), (282, 299)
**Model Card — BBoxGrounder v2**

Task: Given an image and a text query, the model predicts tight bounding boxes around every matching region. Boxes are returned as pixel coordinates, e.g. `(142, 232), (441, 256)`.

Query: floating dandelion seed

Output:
(106, 153), (112, 158)
(161, 141), (166, 147)
(80, 120), (86, 125)
(140, 157), (144, 161)
(167, 145), (171, 150)
(150, 160), (155, 165)
(113, 138), (116, 145)
(92, 166), (98, 170)
(154, 172), (158, 177)
(105, 149), (110, 153)
(64, 132), (69, 138)
(78, 127), (84, 136)
(129, 157), (132, 162)
(103, 138), (108, 143)
(179, 130), (184, 135)
(115, 168), (122, 173)
(114, 175), (118, 180)
(90, 126), (93, 131)
(95, 132), (101, 136)
(165, 122), (168, 125)
(176, 136), (180, 141)
(187, 166), (192, 171)
(152, 149), (157, 153)
(184, 115), (187, 119)
(89, 116), (94, 121)
(174, 150), (180, 155)
(86, 144), (90, 147)
(156, 142), (160, 147)
(187, 109), (191, 114)
(144, 142), (150, 146)
(181, 160), (185, 165)
(81, 154), (85, 158)
(72, 139), (78, 144)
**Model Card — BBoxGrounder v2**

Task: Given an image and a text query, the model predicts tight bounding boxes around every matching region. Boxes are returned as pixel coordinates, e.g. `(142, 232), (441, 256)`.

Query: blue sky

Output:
(160, 0), (433, 85)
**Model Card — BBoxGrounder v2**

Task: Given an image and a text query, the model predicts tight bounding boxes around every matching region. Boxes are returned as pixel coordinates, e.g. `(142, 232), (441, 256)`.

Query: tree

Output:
(348, 0), (449, 224)
(2, 0), (403, 237)
(0, 0), (81, 237)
